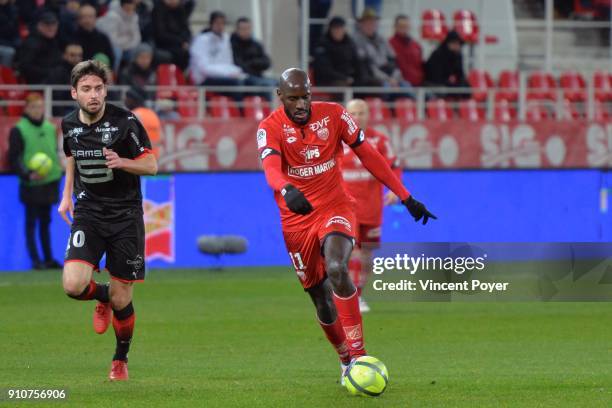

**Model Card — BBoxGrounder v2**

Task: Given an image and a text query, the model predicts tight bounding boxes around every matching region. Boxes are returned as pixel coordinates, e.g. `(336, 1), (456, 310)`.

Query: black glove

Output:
(403, 196), (437, 225)
(281, 184), (313, 215)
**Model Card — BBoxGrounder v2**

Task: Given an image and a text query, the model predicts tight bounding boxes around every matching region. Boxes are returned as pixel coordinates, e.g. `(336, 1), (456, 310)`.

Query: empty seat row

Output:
(468, 69), (612, 102)
(365, 97), (611, 122)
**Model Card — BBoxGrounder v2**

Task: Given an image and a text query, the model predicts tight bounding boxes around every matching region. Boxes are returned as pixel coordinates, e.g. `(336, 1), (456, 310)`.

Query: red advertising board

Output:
(1, 117), (611, 170)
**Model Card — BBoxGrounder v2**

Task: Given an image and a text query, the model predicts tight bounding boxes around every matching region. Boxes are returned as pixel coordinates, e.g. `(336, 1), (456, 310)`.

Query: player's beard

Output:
(80, 101), (104, 120)
(287, 107), (310, 125)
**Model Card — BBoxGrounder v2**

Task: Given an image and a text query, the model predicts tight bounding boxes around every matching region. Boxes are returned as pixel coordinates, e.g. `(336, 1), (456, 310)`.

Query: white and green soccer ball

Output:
(344, 356), (389, 397)
(27, 152), (52, 177)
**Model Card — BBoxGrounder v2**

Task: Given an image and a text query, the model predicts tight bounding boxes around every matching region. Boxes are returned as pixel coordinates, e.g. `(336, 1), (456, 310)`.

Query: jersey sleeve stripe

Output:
(260, 147), (281, 161)
(349, 129), (366, 148)
(134, 149), (153, 160)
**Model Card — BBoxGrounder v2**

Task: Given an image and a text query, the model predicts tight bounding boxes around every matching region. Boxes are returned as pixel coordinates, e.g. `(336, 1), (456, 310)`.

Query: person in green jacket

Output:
(8, 93), (63, 270)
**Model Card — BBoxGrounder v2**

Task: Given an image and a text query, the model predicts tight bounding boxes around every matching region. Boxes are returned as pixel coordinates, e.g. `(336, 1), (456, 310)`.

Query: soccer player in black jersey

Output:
(58, 60), (157, 381)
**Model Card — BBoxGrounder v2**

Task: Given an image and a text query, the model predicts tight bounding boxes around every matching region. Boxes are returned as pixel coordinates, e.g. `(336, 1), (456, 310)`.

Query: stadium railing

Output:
(0, 72), (608, 121)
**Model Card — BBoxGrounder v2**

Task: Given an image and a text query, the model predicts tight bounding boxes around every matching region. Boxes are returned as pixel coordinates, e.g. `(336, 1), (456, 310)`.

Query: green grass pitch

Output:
(1, 267), (611, 407)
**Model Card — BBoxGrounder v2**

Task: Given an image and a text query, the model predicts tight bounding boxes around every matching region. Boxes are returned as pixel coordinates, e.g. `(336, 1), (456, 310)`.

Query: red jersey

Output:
(341, 128), (397, 226)
(257, 102), (363, 231)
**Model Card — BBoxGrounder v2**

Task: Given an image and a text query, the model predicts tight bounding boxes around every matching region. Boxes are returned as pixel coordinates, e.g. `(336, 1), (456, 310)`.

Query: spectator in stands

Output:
(424, 30), (470, 98)
(152, 0), (191, 71)
(16, 0), (41, 29)
(119, 43), (156, 89)
(0, 0), (20, 67)
(14, 12), (62, 84)
(190, 11), (244, 89)
(58, 0), (81, 46)
(389, 14), (424, 87)
(134, 0), (153, 43)
(80, 0), (113, 15)
(74, 4), (115, 71)
(45, 41), (83, 116)
(125, 86), (162, 159)
(312, 16), (363, 86)
(97, 0), (141, 71)
(231, 17), (276, 87)
(353, 8), (409, 89)
(8, 93), (63, 270)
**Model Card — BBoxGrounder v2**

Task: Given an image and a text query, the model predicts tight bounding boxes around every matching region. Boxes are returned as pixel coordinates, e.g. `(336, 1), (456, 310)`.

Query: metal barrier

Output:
(0, 76), (607, 122)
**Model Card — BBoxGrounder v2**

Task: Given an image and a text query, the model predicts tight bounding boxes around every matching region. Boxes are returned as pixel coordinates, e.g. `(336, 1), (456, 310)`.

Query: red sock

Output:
(349, 255), (361, 288)
(333, 290), (366, 358)
(318, 317), (351, 364)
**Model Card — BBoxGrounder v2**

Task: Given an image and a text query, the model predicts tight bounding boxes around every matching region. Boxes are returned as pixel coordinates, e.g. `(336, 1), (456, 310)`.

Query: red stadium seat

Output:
(468, 69), (494, 102)
(458, 98), (485, 121)
(208, 95), (240, 118)
(593, 71), (612, 101)
(394, 98), (417, 121)
(421, 9), (448, 41)
(453, 10), (479, 43)
(494, 99), (516, 122)
(426, 99), (453, 121)
(365, 97), (392, 121)
(497, 70), (519, 101)
(525, 98), (550, 121)
(243, 96), (271, 120)
(0, 65), (25, 116)
(156, 64), (180, 99)
(559, 71), (586, 102)
(558, 98), (581, 120)
(594, 100), (609, 121)
(176, 90), (199, 117)
(527, 71), (557, 101)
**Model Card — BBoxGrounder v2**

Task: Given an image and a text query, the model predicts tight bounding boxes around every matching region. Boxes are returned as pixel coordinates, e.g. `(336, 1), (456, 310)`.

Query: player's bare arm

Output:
(58, 156), (75, 225)
(103, 148), (158, 176)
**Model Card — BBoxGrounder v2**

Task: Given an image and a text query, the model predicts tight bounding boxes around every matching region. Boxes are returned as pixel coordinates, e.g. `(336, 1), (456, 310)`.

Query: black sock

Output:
(112, 302), (135, 362)
(95, 283), (109, 303)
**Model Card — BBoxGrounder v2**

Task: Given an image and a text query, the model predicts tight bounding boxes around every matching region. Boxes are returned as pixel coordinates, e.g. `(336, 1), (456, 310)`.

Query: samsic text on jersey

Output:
(62, 104), (152, 216)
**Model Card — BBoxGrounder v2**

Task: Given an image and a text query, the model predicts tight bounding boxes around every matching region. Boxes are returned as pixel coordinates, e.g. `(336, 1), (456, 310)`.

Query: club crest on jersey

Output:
(286, 136), (297, 144)
(316, 128), (329, 141)
(102, 132), (111, 144)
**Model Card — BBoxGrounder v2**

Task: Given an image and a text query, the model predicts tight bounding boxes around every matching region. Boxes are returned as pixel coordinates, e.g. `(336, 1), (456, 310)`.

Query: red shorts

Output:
(282, 204), (356, 289)
(357, 224), (381, 248)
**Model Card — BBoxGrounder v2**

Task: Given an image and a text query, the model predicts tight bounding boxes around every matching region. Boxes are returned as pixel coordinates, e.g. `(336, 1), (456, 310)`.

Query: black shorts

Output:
(64, 212), (146, 283)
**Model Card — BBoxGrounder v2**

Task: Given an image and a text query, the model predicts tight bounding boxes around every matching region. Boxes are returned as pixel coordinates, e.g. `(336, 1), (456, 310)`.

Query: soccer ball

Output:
(27, 152), (53, 177)
(344, 356), (389, 397)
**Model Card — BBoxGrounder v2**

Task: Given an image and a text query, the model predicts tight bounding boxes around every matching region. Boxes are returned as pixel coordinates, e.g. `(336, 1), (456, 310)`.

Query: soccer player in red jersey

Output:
(341, 99), (401, 313)
(257, 68), (436, 384)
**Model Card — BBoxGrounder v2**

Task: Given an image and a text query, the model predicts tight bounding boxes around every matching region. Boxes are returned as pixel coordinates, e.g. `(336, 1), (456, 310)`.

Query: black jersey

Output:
(62, 103), (152, 218)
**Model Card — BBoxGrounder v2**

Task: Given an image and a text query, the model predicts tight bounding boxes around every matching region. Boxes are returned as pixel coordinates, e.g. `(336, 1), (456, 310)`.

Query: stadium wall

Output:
(0, 169), (611, 271)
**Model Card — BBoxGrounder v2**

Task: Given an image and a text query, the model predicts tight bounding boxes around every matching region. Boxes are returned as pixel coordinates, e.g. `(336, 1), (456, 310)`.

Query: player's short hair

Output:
(70, 60), (109, 88)
(236, 17), (250, 26)
(24, 92), (43, 106)
(394, 14), (409, 25)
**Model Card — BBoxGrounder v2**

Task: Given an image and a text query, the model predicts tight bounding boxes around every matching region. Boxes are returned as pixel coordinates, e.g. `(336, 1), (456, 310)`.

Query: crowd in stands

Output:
(6, 1), (607, 120)
(0, 0), (277, 116)
(313, 9), (469, 99)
